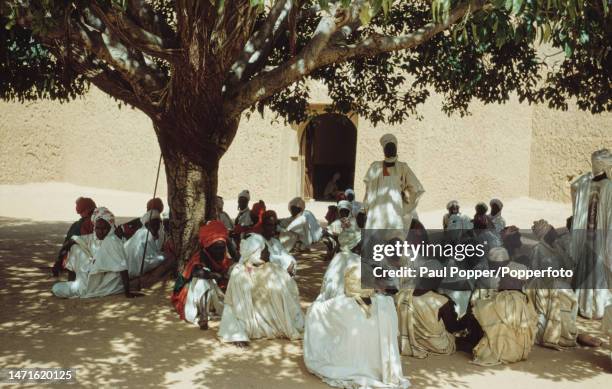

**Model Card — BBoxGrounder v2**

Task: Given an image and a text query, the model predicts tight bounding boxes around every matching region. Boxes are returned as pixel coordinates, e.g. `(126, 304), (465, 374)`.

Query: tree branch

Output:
(226, 0), (484, 117)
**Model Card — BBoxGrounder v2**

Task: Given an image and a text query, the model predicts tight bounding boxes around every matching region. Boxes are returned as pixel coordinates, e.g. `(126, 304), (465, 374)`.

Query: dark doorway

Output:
(301, 113), (357, 200)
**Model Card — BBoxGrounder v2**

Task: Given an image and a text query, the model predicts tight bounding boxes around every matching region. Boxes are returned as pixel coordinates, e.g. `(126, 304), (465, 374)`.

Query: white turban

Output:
(344, 188), (355, 197)
(380, 133), (398, 148)
(592, 148), (612, 177)
(490, 198), (503, 209)
(338, 200), (352, 211)
(239, 234), (266, 265)
(446, 200), (459, 211)
(141, 209), (161, 225)
(488, 247), (510, 263)
(238, 189), (250, 201)
(91, 207), (115, 227)
(338, 228), (361, 251)
(288, 196), (306, 211)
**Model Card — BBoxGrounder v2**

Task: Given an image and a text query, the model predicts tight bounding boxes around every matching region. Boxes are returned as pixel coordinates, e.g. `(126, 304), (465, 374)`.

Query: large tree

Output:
(1, 0), (610, 265)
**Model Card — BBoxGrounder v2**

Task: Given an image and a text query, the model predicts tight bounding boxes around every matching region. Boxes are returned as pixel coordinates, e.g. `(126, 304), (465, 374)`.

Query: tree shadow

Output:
(0, 218), (608, 388)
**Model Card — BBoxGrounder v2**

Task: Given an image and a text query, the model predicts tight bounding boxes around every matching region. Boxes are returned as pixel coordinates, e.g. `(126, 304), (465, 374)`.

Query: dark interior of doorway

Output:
(302, 113), (357, 200)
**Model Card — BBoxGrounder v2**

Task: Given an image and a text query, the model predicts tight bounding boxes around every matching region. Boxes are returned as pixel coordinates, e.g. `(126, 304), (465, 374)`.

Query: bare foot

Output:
(577, 333), (602, 347)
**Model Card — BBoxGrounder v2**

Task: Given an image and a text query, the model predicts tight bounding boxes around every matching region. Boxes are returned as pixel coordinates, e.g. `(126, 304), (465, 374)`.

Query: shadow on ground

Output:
(0, 217), (608, 388)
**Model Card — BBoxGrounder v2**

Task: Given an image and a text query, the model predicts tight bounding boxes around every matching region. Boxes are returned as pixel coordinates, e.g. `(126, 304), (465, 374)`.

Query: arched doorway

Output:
(301, 113), (357, 200)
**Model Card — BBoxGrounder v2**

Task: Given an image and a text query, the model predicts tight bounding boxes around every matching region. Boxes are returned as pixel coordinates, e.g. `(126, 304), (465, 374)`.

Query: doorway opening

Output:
(301, 113), (357, 200)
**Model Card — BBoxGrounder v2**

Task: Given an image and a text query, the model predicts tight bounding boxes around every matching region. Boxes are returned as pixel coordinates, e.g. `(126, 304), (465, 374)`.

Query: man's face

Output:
(94, 219), (111, 240)
(238, 196), (249, 210)
(207, 241), (226, 261)
(289, 206), (302, 217)
(262, 215), (277, 239)
(339, 208), (351, 218)
(146, 218), (161, 236)
(356, 213), (366, 229)
(384, 143), (397, 158)
(449, 205), (459, 215)
(346, 193), (355, 202)
(491, 204), (501, 216)
(250, 210), (260, 224)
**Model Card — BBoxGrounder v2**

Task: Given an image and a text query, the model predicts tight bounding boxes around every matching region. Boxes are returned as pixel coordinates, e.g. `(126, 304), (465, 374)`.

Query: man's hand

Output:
(287, 262), (295, 276)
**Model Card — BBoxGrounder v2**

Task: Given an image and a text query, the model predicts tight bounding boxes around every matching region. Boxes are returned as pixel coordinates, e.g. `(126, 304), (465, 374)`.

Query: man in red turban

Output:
(171, 220), (234, 329)
(53, 197), (97, 277)
(146, 197), (164, 213)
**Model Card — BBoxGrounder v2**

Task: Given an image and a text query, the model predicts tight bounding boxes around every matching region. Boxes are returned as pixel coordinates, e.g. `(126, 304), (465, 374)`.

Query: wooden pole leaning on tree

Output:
(137, 153), (163, 290)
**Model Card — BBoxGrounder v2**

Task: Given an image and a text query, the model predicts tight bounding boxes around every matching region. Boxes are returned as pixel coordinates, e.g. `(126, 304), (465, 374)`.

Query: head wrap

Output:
(75, 197), (97, 217)
(198, 220), (228, 248)
(488, 247), (510, 263)
(532, 219), (553, 241)
(380, 133), (398, 148)
(141, 209), (161, 225)
(446, 200), (459, 211)
(146, 198), (164, 213)
(344, 188), (355, 198)
(288, 197), (306, 212)
(262, 209), (277, 222)
(338, 228), (361, 252)
(475, 202), (489, 213)
(335, 192), (346, 201)
(91, 207), (115, 227)
(238, 189), (251, 201)
(337, 200), (352, 211)
(490, 198), (503, 210)
(239, 234), (266, 265)
(252, 200), (266, 217)
(591, 148), (612, 177)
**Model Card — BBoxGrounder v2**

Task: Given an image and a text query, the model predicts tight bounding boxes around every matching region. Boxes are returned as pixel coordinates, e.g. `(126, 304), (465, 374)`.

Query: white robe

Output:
(304, 293), (409, 389)
(52, 233), (128, 299)
(184, 278), (225, 325)
(490, 214), (506, 234)
(218, 260), (304, 342)
(570, 173), (612, 319)
(123, 226), (166, 278)
(363, 160), (424, 237)
(265, 236), (297, 273)
(279, 210), (323, 251)
(316, 251), (361, 302)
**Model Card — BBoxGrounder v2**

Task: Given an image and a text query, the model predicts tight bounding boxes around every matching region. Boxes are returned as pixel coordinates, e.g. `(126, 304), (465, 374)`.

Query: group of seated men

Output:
(50, 179), (609, 388)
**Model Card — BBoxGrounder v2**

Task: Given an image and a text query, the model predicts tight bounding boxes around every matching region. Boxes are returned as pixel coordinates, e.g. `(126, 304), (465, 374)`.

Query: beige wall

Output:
(1, 87), (610, 211)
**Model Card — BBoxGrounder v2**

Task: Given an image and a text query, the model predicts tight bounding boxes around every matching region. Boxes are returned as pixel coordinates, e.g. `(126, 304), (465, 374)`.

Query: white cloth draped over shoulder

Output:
(570, 173), (612, 319)
(52, 233), (128, 298)
(265, 236), (297, 273)
(124, 226), (166, 278)
(279, 210), (323, 251)
(316, 251), (361, 303)
(218, 234), (304, 342)
(363, 160), (424, 236)
(304, 262), (410, 389)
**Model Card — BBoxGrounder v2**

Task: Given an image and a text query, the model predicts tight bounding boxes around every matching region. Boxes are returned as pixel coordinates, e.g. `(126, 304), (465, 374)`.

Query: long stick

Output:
(138, 153), (163, 287)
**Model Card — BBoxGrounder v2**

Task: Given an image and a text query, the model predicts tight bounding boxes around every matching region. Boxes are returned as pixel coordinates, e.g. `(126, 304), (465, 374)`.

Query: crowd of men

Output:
(50, 136), (612, 388)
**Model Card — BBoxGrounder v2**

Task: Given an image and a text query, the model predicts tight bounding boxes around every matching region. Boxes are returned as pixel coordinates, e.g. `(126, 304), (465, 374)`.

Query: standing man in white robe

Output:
(363, 133), (424, 238)
(52, 207), (135, 299)
(571, 148), (612, 319)
(124, 210), (167, 278)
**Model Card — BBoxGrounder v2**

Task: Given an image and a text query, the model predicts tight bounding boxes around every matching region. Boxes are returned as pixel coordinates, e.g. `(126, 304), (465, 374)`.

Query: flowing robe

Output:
(123, 226), (166, 278)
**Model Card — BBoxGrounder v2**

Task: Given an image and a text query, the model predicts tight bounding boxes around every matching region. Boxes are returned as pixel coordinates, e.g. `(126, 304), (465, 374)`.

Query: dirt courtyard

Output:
(0, 216), (610, 389)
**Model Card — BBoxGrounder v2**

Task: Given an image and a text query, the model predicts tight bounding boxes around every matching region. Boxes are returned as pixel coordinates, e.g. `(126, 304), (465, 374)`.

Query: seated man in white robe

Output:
(363, 133), (424, 240)
(316, 226), (362, 302)
(218, 234), (304, 347)
(278, 197), (322, 252)
(262, 210), (297, 276)
(489, 198), (506, 234)
(52, 207), (135, 299)
(124, 210), (167, 278)
(344, 188), (362, 217)
(304, 261), (410, 389)
(321, 200), (358, 261)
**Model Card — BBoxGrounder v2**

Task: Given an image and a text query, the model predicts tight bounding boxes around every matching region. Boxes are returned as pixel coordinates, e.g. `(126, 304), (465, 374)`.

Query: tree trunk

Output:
(155, 117), (239, 269)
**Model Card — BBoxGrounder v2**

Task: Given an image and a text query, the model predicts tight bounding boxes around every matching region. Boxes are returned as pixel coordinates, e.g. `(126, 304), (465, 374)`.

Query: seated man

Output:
(344, 188), (362, 217)
(278, 197), (322, 252)
(233, 200), (265, 242)
(473, 204), (502, 249)
(115, 197), (165, 240)
(171, 221), (234, 329)
(53, 197), (97, 276)
(304, 261), (410, 389)
(321, 200), (357, 260)
(489, 198), (506, 234)
(443, 200), (459, 230)
(316, 226), (362, 302)
(396, 261), (460, 358)
(215, 196), (234, 231)
(460, 248), (538, 366)
(218, 234), (304, 346)
(261, 210), (297, 276)
(234, 189), (252, 232)
(323, 172), (341, 200)
(52, 207), (135, 299)
(123, 210), (169, 278)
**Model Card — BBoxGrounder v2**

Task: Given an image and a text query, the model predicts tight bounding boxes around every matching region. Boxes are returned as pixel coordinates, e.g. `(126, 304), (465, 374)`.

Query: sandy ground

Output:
(0, 184), (609, 388)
